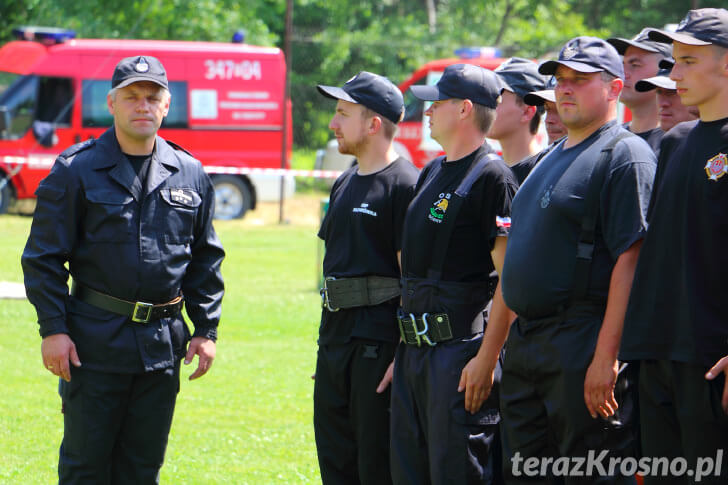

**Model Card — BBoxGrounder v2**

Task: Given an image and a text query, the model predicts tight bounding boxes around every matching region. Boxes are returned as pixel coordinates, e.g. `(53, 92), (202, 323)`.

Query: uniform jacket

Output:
(22, 127), (225, 373)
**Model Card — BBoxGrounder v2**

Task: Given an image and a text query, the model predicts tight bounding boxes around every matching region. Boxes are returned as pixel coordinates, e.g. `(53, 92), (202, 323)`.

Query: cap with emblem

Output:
(409, 63), (502, 109)
(539, 36), (625, 80)
(494, 57), (548, 100)
(317, 71), (405, 124)
(635, 68), (676, 92)
(523, 76), (557, 106)
(112, 55), (169, 90)
(647, 8), (728, 48)
(607, 28), (673, 60)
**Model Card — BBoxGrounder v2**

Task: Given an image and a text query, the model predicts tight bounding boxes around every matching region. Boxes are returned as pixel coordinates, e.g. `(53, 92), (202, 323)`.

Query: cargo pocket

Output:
(84, 188), (135, 242)
(159, 188), (201, 243)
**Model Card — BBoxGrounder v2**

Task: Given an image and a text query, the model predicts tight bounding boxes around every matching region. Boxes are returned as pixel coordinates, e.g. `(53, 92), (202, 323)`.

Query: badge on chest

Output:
(705, 153), (728, 182)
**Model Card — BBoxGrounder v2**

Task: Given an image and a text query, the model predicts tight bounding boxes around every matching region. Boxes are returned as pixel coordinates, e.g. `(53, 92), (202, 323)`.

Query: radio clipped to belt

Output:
(397, 309), (453, 347)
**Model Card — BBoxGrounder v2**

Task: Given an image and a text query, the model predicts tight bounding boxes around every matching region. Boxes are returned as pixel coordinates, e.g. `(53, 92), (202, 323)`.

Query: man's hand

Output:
(706, 355), (728, 414)
(458, 354), (495, 414)
(376, 361), (394, 393)
(185, 337), (216, 380)
(584, 354), (619, 419)
(42, 333), (82, 382)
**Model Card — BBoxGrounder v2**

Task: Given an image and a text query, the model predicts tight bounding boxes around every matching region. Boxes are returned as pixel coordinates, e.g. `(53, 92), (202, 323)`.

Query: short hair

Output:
(107, 86), (171, 102)
(361, 106), (398, 140)
(600, 71), (618, 83)
(514, 94), (543, 135)
(470, 102), (497, 133)
(712, 44), (728, 60)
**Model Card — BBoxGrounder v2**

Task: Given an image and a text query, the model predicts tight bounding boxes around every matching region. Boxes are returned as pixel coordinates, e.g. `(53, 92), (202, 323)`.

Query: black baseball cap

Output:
(539, 36), (625, 79)
(523, 76), (557, 106)
(659, 58), (675, 70)
(409, 63), (502, 109)
(635, 68), (676, 92)
(494, 57), (548, 99)
(317, 71), (405, 124)
(112, 55), (168, 90)
(647, 8), (728, 48)
(607, 28), (672, 59)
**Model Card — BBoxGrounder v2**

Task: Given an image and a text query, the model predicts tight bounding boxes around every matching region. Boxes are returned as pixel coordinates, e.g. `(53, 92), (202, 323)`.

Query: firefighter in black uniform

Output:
(494, 37), (656, 483)
(315, 71), (419, 485)
(390, 63), (518, 484)
(22, 55), (225, 484)
(622, 9), (728, 482)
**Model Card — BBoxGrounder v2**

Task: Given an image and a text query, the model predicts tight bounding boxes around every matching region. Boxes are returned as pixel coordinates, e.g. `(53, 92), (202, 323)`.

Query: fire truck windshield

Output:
(0, 73), (38, 139)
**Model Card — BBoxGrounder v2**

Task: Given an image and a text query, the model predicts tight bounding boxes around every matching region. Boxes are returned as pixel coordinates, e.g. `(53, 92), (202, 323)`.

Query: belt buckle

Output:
(320, 277), (340, 312)
(132, 301), (153, 323)
(417, 313), (437, 347)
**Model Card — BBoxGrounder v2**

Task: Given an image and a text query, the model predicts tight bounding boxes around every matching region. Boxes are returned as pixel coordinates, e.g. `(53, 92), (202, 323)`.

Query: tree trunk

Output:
(426, 0), (437, 34)
(493, 0), (514, 46)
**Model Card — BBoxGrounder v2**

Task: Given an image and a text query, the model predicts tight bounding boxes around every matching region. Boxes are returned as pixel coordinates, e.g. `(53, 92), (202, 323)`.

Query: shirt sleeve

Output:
(21, 157), (81, 337)
(181, 169), (226, 341)
(392, 172), (418, 252)
(600, 138), (657, 259)
(481, 164), (517, 246)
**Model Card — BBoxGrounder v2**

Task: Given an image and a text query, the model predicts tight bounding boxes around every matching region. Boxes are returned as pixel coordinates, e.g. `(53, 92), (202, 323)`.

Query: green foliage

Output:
(2, 0), (725, 149)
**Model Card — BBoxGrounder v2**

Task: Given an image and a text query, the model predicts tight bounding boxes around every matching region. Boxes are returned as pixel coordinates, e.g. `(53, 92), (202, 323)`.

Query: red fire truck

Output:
(0, 27), (292, 218)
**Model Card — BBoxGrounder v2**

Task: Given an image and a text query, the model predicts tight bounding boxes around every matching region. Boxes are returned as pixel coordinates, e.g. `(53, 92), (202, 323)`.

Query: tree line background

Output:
(0, 0), (720, 151)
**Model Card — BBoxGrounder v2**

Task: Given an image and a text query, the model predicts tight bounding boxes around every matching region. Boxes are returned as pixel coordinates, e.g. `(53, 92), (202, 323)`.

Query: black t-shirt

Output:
(125, 153), (152, 189)
(511, 153), (538, 186)
(401, 144), (516, 283)
(318, 157), (419, 344)
(621, 118), (728, 366)
(502, 121), (656, 318)
(625, 123), (664, 154)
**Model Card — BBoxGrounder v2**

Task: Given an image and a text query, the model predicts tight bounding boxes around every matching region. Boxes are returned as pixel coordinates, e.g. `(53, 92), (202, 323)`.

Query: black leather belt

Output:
(320, 276), (400, 312)
(71, 281), (184, 323)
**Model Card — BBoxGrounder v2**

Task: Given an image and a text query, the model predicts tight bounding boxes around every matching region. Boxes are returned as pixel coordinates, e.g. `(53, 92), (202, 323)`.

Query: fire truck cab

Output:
(0, 27), (293, 218)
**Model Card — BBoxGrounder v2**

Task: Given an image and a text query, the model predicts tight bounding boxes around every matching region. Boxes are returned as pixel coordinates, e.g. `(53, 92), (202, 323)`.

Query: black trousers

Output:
(58, 363), (180, 485)
(314, 338), (397, 485)
(500, 315), (637, 485)
(390, 335), (503, 485)
(639, 359), (728, 485)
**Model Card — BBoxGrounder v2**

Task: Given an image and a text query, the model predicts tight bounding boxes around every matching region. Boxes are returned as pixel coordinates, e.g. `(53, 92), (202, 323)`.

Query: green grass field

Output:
(0, 212), (325, 484)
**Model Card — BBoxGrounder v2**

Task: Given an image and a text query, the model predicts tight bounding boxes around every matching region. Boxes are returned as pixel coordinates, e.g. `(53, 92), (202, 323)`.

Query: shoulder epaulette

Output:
(165, 139), (193, 157)
(59, 138), (95, 158)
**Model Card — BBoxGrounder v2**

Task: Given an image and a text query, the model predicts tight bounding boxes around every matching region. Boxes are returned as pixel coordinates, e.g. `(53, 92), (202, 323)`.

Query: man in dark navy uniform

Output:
(487, 57), (548, 166)
(22, 55), (225, 484)
(487, 37), (656, 483)
(622, 9), (728, 483)
(314, 72), (419, 485)
(608, 29), (672, 152)
(391, 64), (517, 484)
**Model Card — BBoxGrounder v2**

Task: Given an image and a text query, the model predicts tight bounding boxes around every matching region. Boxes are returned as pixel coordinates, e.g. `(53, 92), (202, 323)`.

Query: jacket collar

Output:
(94, 127), (180, 202)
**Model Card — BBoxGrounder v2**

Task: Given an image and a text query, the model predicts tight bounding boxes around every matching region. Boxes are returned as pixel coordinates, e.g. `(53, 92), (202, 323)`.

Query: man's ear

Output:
(460, 99), (474, 119)
(607, 77), (624, 102)
(368, 115), (382, 135)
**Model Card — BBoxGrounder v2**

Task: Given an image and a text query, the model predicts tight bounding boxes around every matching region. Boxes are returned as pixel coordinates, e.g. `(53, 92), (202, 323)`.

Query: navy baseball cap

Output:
(539, 36), (625, 79)
(409, 64), (502, 109)
(317, 71), (405, 124)
(635, 68), (676, 92)
(494, 57), (548, 99)
(647, 8), (728, 48)
(112, 55), (168, 90)
(659, 58), (675, 70)
(524, 76), (556, 106)
(607, 28), (672, 59)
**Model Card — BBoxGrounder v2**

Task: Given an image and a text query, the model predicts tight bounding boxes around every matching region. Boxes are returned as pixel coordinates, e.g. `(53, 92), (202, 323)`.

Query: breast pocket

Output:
(84, 189), (135, 242)
(158, 188), (202, 244)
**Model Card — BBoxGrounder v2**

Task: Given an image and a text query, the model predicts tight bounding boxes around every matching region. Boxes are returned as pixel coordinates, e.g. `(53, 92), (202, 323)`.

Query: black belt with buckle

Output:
(397, 309), (484, 347)
(320, 276), (400, 312)
(70, 281), (184, 323)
